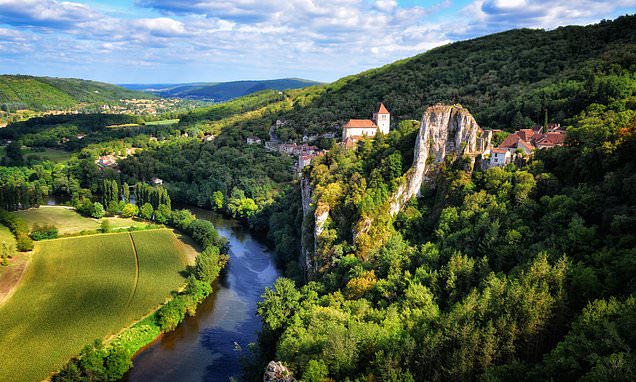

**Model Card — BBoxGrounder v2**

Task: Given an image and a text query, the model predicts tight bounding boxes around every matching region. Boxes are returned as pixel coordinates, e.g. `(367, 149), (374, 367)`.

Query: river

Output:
(124, 207), (280, 382)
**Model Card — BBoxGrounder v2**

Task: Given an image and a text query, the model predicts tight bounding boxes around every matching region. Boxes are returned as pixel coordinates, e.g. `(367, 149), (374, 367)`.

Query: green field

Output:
(0, 223), (14, 247)
(0, 229), (188, 382)
(15, 206), (153, 235)
(144, 119), (179, 126)
(0, 147), (73, 163)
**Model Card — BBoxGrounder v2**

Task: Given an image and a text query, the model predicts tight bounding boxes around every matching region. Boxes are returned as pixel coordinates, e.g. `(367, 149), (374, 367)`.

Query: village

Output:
(259, 103), (566, 172)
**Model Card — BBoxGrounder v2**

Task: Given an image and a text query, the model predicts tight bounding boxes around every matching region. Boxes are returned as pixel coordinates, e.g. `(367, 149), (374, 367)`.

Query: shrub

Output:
(30, 223), (58, 241)
(156, 295), (188, 332)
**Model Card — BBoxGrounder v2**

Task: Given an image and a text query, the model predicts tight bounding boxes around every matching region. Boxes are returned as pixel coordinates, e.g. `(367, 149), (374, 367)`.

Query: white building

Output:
(342, 103), (391, 141)
(490, 148), (512, 167)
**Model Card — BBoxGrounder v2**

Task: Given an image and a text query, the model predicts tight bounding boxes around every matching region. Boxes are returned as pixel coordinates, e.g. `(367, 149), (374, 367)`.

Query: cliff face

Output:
(300, 104), (487, 279)
(300, 175), (324, 279)
(389, 104), (485, 215)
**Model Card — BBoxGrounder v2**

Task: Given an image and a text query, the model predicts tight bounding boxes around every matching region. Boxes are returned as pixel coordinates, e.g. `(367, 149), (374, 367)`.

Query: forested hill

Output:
(0, 75), (153, 111)
(176, 14), (636, 140)
(122, 78), (321, 101)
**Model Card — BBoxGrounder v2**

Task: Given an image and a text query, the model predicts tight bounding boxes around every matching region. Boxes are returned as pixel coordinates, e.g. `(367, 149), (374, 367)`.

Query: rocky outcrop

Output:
(263, 361), (294, 382)
(300, 175), (326, 279)
(388, 104), (485, 215)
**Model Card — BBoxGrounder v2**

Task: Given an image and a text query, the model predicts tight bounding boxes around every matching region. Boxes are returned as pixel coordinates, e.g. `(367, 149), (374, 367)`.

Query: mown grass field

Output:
(0, 147), (73, 163)
(144, 119), (179, 125)
(14, 206), (153, 235)
(0, 223), (14, 246)
(0, 229), (188, 382)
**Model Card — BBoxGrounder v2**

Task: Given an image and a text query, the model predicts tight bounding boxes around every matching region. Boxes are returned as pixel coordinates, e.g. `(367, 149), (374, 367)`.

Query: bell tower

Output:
(373, 103), (390, 134)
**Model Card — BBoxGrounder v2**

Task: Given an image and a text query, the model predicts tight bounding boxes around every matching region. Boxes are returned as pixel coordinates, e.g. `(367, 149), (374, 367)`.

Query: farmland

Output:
(15, 206), (153, 235)
(0, 229), (189, 382)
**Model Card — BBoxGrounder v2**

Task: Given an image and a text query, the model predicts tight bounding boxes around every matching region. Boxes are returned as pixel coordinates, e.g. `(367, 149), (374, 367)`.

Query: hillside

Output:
(176, 15), (636, 140)
(122, 78), (321, 101)
(0, 75), (153, 112)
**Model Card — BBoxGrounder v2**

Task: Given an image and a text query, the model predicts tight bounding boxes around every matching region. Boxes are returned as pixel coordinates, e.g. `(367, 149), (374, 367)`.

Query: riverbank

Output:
(124, 206), (281, 382)
(50, 207), (228, 381)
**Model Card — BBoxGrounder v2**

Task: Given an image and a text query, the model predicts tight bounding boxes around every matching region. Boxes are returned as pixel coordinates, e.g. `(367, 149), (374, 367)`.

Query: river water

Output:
(124, 207), (280, 382)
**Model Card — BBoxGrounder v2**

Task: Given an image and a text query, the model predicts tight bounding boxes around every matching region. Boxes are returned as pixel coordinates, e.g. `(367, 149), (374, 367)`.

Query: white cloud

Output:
(1, 0), (634, 82)
(0, 0), (100, 28)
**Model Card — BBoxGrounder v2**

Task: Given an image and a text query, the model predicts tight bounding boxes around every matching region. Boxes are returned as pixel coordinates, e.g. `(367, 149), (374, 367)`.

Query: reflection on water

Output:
(124, 207), (280, 382)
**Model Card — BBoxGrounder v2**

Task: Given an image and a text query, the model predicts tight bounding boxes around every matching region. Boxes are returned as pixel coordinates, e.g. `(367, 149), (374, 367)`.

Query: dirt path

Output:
(125, 233), (140, 309)
(0, 252), (31, 306)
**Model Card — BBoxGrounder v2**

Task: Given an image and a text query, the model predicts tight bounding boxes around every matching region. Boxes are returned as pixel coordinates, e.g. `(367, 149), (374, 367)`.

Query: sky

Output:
(0, 0), (635, 84)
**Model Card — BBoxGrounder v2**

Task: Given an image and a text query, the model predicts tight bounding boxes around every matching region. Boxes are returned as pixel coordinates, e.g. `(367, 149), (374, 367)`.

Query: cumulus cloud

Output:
(0, 0), (634, 82)
(0, 0), (100, 28)
(469, 0), (636, 30)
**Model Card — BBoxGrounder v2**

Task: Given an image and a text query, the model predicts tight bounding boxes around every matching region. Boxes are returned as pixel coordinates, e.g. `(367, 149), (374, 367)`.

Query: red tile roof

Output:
(499, 133), (521, 148)
(343, 119), (378, 128)
(491, 148), (508, 154)
(377, 103), (389, 114)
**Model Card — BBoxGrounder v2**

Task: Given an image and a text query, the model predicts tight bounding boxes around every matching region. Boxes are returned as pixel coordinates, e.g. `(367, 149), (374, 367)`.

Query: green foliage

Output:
(91, 202), (105, 219)
(100, 220), (111, 233)
(30, 223), (58, 240)
(121, 203), (138, 218)
(140, 202), (154, 220)
(0, 74), (151, 112)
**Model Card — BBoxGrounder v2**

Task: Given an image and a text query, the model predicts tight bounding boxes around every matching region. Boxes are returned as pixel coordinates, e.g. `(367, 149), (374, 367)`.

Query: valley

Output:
(0, 11), (635, 382)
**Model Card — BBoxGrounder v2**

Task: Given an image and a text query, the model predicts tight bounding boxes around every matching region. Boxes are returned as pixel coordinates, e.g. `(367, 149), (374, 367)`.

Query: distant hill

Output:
(176, 14), (636, 139)
(122, 78), (321, 101)
(0, 75), (153, 111)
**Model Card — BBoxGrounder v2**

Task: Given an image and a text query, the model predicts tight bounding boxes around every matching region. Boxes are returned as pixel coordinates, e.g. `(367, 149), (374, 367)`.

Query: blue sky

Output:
(1, 0), (635, 84)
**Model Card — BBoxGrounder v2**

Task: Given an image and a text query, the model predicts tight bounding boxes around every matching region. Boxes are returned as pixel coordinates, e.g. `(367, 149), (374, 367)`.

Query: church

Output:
(342, 103), (390, 141)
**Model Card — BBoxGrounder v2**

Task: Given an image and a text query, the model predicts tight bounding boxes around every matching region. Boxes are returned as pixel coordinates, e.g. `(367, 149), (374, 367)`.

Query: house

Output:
(535, 132), (566, 149)
(298, 154), (315, 171)
(246, 136), (262, 145)
(499, 132), (535, 155)
(342, 103), (391, 141)
(490, 148), (511, 167)
(150, 177), (163, 186)
(203, 134), (215, 142)
(96, 155), (117, 168)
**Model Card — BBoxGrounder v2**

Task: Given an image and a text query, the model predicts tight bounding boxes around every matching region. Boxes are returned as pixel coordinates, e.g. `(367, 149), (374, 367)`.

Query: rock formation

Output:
(388, 104), (485, 215)
(263, 361), (294, 382)
(300, 104), (488, 279)
(299, 176), (326, 279)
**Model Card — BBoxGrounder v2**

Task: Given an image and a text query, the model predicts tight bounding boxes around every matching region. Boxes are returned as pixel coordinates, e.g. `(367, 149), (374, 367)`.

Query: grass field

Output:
(0, 229), (189, 382)
(0, 147), (73, 163)
(0, 223), (14, 246)
(14, 206), (153, 235)
(144, 119), (179, 126)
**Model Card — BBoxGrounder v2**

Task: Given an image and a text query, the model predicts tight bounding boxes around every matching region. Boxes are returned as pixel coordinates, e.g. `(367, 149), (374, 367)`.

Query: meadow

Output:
(0, 147), (73, 163)
(15, 206), (153, 235)
(0, 229), (188, 382)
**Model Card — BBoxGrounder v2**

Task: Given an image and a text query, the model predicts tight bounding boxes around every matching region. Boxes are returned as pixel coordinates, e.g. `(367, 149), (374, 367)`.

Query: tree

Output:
(91, 202), (105, 219)
(211, 191), (224, 210)
(121, 203), (138, 218)
(122, 182), (130, 203)
(1, 240), (8, 266)
(140, 202), (154, 220)
(100, 220), (110, 233)
(155, 204), (171, 224)
(106, 200), (119, 216)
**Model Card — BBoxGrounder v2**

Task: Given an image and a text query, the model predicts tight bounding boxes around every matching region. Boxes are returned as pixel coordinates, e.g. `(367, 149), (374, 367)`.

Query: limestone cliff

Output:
(300, 104), (487, 278)
(300, 175), (325, 279)
(388, 104), (486, 215)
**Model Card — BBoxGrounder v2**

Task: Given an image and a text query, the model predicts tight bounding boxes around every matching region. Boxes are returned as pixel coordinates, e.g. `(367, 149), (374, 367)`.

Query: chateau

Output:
(342, 103), (390, 141)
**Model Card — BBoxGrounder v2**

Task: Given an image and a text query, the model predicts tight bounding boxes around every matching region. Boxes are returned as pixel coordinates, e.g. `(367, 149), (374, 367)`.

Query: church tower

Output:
(373, 103), (390, 134)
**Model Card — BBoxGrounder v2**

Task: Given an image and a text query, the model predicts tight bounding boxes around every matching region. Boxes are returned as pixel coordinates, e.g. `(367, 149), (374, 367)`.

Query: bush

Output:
(30, 223), (58, 241)
(121, 203), (138, 218)
(16, 233), (34, 251)
(156, 295), (188, 332)
(91, 202), (105, 219)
